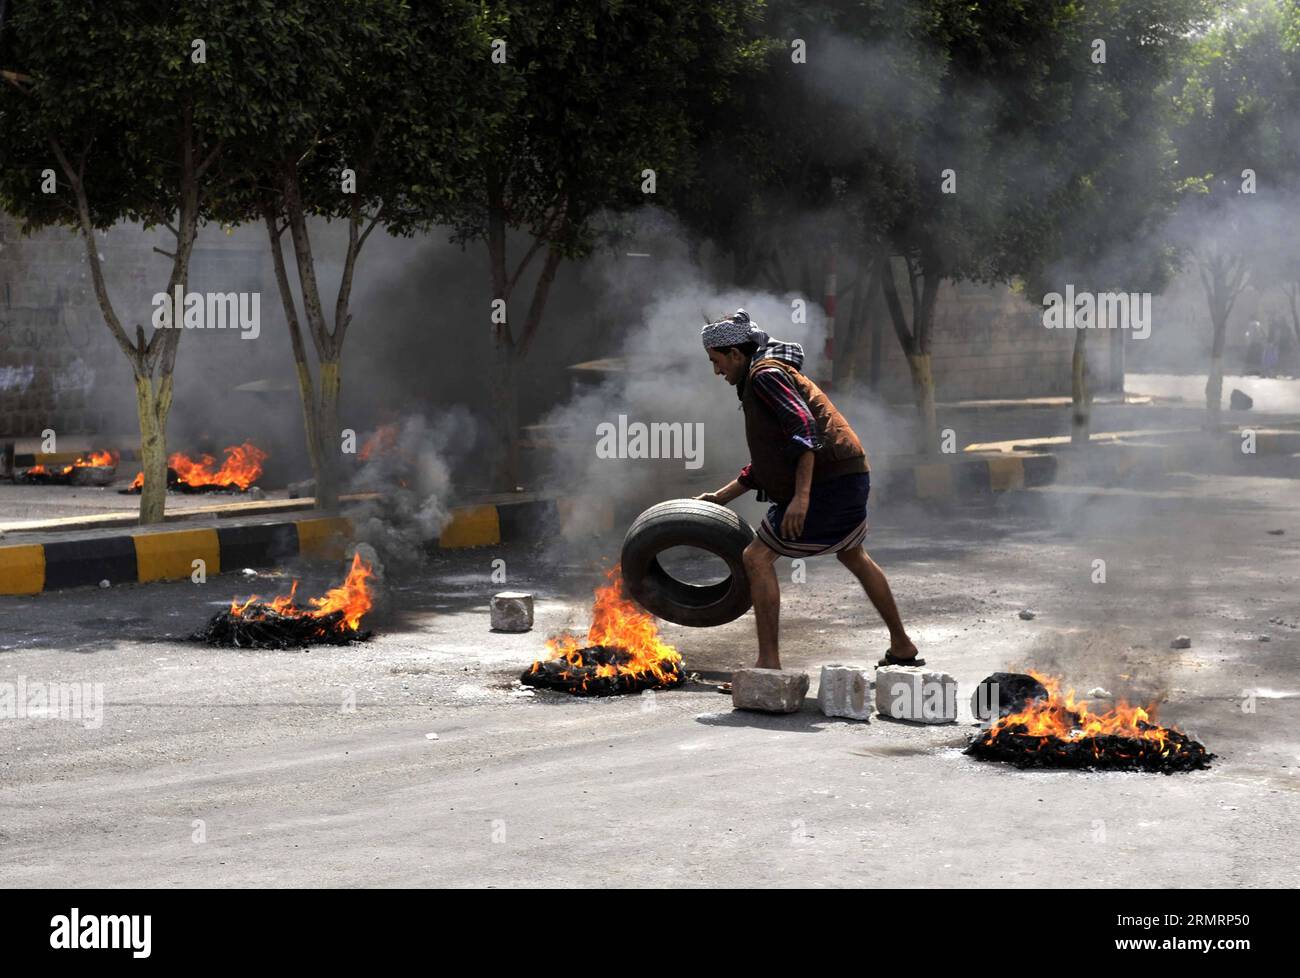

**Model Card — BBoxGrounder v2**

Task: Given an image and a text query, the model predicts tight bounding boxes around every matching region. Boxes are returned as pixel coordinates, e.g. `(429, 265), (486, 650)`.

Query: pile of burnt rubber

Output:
(963, 672), (1214, 774)
(191, 606), (371, 649)
(965, 724), (1214, 773)
(521, 645), (686, 696)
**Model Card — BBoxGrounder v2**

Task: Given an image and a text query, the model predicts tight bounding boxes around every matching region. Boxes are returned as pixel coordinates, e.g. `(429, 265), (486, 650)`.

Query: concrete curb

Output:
(0, 495), (618, 595)
(0, 516), (352, 595)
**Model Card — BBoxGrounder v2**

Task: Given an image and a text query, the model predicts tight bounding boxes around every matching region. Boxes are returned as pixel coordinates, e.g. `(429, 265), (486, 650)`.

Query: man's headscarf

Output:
(702, 308), (810, 401)
(701, 309), (767, 350)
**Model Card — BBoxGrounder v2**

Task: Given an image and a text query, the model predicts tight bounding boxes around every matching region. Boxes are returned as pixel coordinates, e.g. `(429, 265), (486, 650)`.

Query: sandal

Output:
(877, 650), (926, 667)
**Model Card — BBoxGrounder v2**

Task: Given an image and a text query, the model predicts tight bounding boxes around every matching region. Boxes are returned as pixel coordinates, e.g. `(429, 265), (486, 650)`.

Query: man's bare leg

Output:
(742, 539), (782, 669)
(836, 545), (918, 660)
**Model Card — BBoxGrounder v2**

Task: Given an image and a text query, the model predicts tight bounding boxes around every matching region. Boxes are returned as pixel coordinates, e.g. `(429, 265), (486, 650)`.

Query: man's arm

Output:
(696, 478), (749, 506)
(780, 451), (814, 538)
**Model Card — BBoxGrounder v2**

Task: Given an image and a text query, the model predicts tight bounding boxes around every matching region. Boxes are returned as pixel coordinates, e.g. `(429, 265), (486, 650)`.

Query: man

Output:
(695, 309), (921, 671)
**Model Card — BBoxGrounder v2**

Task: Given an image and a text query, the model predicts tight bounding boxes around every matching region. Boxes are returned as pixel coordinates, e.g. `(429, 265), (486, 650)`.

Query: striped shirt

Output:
(737, 366), (822, 489)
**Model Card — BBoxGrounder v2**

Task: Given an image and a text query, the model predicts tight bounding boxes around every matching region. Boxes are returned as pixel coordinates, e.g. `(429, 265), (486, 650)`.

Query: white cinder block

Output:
(874, 666), (957, 724)
(732, 668), (809, 714)
(817, 664), (874, 721)
(490, 591), (534, 632)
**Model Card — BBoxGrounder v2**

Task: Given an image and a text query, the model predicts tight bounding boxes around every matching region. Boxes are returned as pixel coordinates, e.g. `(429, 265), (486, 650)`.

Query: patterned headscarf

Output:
(701, 309), (764, 349)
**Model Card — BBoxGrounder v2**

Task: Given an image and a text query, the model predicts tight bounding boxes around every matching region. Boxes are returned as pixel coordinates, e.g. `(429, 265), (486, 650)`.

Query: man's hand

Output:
(780, 495), (809, 539)
(695, 479), (748, 507)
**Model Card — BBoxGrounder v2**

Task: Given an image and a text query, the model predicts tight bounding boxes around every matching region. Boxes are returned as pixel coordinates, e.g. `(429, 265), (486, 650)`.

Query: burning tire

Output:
(620, 498), (754, 627)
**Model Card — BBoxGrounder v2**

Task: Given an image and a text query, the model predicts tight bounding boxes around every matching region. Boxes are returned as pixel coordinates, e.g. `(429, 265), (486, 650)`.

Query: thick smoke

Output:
(346, 410), (476, 571)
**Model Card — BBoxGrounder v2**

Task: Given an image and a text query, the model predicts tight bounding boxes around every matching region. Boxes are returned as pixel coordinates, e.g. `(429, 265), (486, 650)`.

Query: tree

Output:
(1171, 0), (1300, 426)
(663, 1), (909, 383)
(0, 1), (264, 522)
(1018, 0), (1210, 444)
(668, 0), (1204, 455)
(444, 0), (762, 489)
(213, 0), (496, 509)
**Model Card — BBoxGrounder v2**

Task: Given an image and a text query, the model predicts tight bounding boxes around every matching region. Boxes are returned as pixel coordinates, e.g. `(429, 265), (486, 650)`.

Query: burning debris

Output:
(125, 442), (267, 494)
(357, 423), (401, 461)
(965, 671), (1214, 774)
(192, 553), (375, 649)
(522, 565), (686, 696)
(18, 450), (119, 486)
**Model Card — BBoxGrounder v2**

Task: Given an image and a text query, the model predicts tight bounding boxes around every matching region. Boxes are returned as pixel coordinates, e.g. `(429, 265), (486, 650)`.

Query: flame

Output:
(229, 553), (375, 631)
(986, 671), (1177, 753)
(25, 449), (119, 477)
(535, 565), (682, 689)
(358, 423), (400, 461)
(130, 441), (267, 490)
(77, 449), (119, 467)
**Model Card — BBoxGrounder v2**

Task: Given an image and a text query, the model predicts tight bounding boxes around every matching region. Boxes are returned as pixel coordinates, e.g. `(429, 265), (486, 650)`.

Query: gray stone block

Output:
(816, 664), (874, 721)
(875, 666), (957, 724)
(490, 591), (534, 632)
(731, 668), (809, 714)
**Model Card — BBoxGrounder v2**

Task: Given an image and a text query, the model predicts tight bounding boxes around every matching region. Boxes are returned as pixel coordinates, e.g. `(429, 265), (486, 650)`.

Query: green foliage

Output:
(209, 1), (497, 237)
(0, 1), (286, 233)
(669, 0), (1213, 295)
(445, 0), (765, 261)
(1168, 1), (1300, 297)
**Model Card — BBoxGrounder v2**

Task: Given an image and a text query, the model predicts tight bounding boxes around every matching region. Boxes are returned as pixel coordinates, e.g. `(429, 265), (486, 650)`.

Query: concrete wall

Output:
(837, 277), (1117, 403)
(0, 217), (117, 438)
(3, 214), (1106, 447)
(0, 215), (277, 442)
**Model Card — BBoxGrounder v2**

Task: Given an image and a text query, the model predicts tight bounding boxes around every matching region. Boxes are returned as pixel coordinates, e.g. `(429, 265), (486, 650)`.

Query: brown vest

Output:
(741, 358), (868, 504)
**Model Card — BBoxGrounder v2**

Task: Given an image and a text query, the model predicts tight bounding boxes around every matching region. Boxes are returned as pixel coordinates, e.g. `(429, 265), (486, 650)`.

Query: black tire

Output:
(620, 498), (755, 627)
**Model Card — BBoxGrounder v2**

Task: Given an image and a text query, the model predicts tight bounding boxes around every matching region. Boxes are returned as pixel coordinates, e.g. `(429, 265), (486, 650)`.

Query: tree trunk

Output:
(1206, 308), (1228, 430)
(1205, 348), (1225, 430)
(490, 342), (520, 490)
(135, 374), (173, 525)
(314, 359), (342, 509)
(1197, 254), (1245, 431)
(905, 353), (936, 456)
(868, 260), (885, 392)
(1071, 327), (1090, 446)
(879, 252), (941, 454)
(833, 257), (879, 388)
(1287, 284), (1300, 352)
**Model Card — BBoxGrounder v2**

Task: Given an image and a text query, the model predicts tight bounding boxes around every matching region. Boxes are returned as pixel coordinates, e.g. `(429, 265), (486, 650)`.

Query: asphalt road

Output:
(2, 460), (1299, 887)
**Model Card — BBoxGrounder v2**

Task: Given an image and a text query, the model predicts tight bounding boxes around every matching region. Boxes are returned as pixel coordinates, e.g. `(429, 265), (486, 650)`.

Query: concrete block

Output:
(731, 668), (809, 714)
(874, 666), (957, 724)
(817, 664), (873, 721)
(490, 591), (534, 632)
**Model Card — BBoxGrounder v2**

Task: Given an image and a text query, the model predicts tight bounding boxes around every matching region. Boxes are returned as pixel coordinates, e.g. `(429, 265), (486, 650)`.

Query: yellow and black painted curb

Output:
(0, 497), (618, 595)
(0, 516), (352, 596)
